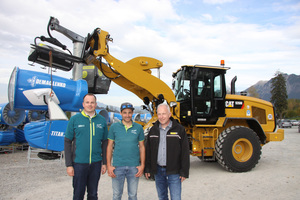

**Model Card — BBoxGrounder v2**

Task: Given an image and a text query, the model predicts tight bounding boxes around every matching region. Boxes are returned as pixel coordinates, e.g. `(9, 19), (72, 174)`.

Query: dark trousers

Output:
(73, 161), (102, 200)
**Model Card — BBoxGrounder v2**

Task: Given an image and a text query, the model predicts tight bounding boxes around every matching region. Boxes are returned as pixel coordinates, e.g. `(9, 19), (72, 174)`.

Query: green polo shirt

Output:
(108, 121), (144, 166)
(65, 111), (108, 164)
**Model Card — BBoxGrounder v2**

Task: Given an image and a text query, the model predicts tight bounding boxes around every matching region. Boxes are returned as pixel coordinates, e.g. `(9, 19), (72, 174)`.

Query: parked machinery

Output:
(8, 17), (284, 171)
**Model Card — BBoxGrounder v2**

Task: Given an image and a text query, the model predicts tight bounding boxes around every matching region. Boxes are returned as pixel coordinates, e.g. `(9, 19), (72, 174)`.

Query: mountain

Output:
(245, 73), (300, 101)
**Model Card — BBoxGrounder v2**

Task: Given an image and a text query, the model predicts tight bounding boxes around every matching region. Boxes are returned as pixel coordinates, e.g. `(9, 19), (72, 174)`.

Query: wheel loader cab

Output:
(173, 65), (228, 125)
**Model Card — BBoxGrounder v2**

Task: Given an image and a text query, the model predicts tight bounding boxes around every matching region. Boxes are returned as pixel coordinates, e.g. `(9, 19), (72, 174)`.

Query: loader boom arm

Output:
(83, 28), (177, 112)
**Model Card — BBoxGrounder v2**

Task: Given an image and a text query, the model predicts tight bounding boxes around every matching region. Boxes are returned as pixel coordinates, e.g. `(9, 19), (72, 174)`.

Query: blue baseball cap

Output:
(120, 102), (134, 112)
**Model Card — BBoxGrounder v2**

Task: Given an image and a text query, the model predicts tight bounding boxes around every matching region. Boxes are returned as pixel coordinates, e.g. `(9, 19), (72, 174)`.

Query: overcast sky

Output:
(0, 0), (299, 107)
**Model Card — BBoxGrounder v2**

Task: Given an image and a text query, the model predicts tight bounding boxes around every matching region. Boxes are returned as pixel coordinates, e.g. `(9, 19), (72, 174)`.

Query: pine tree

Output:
(270, 71), (288, 119)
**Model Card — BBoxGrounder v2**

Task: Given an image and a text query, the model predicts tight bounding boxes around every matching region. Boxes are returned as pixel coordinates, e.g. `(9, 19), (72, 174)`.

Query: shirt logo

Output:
(170, 132), (178, 135)
(97, 124), (103, 129)
(78, 125), (85, 128)
(131, 130), (137, 134)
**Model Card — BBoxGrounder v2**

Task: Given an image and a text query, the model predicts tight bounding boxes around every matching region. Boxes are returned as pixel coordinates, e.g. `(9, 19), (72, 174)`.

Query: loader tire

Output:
(215, 126), (261, 172)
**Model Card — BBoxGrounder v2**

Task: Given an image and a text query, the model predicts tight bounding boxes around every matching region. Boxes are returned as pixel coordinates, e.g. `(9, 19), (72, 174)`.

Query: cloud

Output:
(0, 0), (299, 106)
(201, 14), (213, 21)
(273, 1), (300, 12)
(203, 0), (235, 5)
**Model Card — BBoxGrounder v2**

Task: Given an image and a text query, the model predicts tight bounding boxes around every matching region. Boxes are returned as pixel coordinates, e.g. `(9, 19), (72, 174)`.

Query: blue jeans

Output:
(112, 166), (139, 200)
(73, 161), (102, 200)
(154, 166), (181, 200)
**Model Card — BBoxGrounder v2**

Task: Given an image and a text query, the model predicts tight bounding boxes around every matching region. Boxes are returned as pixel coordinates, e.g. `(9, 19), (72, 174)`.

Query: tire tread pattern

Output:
(215, 126), (261, 172)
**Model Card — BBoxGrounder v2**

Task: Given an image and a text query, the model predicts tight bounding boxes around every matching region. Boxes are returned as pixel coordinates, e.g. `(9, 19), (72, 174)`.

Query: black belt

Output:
(158, 165), (167, 168)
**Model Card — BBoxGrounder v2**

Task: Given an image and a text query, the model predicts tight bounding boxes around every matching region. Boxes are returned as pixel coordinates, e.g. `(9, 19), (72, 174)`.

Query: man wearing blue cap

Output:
(107, 102), (145, 200)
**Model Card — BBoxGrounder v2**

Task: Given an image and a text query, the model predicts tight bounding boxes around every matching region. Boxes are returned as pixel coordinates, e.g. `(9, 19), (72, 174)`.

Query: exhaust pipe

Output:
(231, 76), (237, 94)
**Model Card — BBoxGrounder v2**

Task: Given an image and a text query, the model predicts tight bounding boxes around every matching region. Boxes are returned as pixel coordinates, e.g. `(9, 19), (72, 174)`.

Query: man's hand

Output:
(102, 164), (107, 174)
(180, 176), (186, 182)
(66, 166), (74, 176)
(145, 173), (151, 180)
(135, 165), (144, 177)
(107, 165), (116, 178)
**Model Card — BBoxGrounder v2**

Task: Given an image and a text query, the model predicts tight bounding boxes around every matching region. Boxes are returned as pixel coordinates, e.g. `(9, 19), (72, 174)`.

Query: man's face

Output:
(157, 105), (171, 127)
(121, 109), (133, 123)
(82, 95), (97, 113)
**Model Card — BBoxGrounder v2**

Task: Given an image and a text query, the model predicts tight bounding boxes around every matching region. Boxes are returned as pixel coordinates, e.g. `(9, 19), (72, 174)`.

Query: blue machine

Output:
(106, 112), (152, 124)
(24, 120), (67, 152)
(25, 110), (46, 123)
(0, 103), (27, 146)
(14, 128), (27, 143)
(9, 67), (88, 113)
(0, 103), (26, 126)
(0, 129), (16, 146)
(112, 112), (122, 122)
(7, 67), (89, 152)
(133, 113), (152, 123)
(0, 107), (47, 146)
(96, 109), (109, 124)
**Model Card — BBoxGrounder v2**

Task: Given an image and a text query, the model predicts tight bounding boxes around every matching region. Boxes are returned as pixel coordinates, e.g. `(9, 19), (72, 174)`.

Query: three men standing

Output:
(65, 96), (189, 200)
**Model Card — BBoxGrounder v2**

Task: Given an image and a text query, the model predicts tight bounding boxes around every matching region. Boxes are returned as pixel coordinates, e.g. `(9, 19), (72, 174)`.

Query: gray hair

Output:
(157, 103), (170, 113)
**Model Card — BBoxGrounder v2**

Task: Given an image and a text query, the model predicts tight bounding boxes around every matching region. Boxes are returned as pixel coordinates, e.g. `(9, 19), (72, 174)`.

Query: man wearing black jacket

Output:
(145, 103), (190, 200)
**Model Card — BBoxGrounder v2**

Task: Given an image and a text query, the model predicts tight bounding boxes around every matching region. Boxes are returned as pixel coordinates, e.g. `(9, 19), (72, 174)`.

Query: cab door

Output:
(190, 68), (226, 125)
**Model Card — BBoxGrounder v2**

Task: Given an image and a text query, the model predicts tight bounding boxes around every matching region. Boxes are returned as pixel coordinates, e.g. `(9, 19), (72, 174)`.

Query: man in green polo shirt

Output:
(107, 102), (145, 200)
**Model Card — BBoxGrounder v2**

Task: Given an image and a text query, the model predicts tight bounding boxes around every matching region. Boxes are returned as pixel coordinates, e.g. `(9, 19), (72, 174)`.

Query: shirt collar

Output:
(120, 121), (134, 131)
(81, 110), (96, 118)
(159, 120), (172, 130)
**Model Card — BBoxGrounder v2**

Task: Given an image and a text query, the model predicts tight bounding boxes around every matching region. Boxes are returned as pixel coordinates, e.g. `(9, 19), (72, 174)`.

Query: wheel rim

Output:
(232, 138), (253, 162)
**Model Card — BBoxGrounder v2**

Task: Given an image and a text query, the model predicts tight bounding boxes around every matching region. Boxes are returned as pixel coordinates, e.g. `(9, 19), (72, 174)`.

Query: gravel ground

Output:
(0, 127), (299, 200)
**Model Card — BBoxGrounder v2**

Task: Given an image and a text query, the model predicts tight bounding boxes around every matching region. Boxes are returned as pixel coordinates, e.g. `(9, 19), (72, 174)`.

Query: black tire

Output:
(37, 152), (61, 160)
(215, 126), (261, 172)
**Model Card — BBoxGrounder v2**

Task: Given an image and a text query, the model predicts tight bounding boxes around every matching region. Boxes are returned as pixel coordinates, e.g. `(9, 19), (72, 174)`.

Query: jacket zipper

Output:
(89, 118), (93, 164)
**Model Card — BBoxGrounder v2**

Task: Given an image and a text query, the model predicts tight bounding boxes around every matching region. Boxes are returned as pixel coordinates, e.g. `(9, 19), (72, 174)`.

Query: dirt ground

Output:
(0, 127), (299, 200)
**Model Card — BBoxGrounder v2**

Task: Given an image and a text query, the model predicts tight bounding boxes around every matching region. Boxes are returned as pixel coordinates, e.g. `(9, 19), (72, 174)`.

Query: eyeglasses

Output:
(121, 104), (133, 109)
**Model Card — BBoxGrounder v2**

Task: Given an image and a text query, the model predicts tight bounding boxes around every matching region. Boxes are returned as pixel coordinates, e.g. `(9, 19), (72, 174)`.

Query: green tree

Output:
(286, 99), (300, 119)
(270, 71), (288, 119)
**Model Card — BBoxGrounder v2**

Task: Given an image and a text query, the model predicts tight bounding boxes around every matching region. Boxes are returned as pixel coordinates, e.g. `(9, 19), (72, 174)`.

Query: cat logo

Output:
(225, 100), (244, 109)
(225, 101), (235, 107)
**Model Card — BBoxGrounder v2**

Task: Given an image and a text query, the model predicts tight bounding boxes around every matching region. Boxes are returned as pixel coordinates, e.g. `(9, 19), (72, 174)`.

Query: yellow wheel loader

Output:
(172, 64), (284, 171)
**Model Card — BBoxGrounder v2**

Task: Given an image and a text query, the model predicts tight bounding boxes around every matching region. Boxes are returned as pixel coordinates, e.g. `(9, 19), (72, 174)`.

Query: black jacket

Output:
(145, 118), (190, 178)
